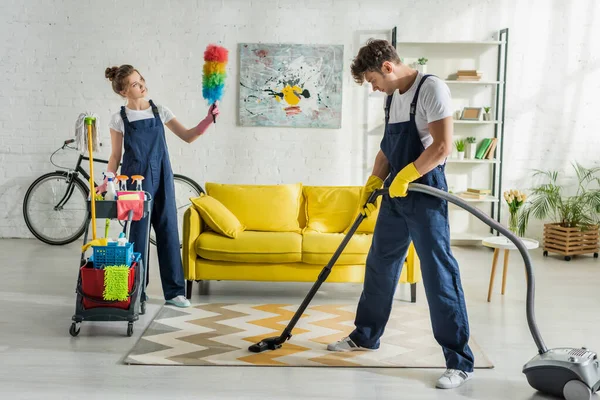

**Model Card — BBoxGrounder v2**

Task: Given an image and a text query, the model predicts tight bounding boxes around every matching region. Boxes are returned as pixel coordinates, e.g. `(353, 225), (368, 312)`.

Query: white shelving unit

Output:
(390, 27), (509, 243)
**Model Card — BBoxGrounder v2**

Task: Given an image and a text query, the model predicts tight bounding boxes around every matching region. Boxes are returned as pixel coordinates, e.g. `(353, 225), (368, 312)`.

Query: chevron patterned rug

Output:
(124, 303), (493, 368)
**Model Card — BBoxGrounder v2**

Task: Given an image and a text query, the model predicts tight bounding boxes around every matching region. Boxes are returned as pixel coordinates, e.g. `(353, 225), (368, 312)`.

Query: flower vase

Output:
(508, 211), (519, 236)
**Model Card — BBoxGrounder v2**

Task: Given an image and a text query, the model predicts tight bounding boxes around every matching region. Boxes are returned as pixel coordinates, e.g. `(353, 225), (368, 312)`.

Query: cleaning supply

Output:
(102, 265), (130, 301)
(117, 232), (127, 246)
(104, 172), (118, 200)
(202, 44), (228, 123)
(117, 175), (129, 191)
(81, 237), (108, 253)
(104, 218), (110, 238)
(74, 114), (100, 240)
(131, 175), (144, 191)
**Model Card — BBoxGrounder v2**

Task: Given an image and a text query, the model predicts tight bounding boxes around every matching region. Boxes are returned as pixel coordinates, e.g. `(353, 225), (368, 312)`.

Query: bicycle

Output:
(23, 138), (204, 247)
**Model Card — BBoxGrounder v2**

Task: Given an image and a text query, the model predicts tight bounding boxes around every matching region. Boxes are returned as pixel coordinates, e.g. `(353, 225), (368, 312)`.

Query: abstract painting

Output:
(238, 43), (344, 129)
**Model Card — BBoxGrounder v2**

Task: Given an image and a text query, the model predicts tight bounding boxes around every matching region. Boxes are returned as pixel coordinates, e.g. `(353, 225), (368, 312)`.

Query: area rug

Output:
(124, 303), (493, 368)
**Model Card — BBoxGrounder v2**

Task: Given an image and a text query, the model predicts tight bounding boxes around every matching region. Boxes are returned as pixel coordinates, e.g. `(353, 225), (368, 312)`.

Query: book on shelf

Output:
(458, 191), (488, 200)
(474, 138), (498, 159)
(456, 70), (482, 81)
(467, 188), (491, 194)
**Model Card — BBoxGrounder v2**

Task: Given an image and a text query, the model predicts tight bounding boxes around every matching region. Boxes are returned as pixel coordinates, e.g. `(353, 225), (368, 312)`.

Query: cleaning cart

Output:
(70, 193), (152, 337)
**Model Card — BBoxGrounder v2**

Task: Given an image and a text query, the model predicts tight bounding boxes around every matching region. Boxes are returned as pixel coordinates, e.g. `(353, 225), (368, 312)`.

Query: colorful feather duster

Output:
(203, 44), (228, 122)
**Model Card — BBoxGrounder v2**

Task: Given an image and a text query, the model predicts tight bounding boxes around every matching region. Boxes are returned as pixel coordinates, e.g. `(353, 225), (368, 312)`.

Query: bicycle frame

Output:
(53, 140), (111, 211)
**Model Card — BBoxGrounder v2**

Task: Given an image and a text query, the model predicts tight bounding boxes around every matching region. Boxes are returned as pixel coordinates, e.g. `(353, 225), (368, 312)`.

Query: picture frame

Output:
(460, 107), (483, 121)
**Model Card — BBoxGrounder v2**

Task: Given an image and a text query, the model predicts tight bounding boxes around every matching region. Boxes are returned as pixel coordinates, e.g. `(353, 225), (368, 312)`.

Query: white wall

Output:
(1, 0), (599, 240)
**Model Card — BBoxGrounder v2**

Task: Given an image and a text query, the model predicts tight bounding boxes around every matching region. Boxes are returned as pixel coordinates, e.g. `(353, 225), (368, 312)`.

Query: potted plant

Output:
(417, 57), (428, 74)
(454, 139), (465, 160)
(483, 106), (492, 121)
(517, 163), (600, 261)
(465, 137), (477, 159)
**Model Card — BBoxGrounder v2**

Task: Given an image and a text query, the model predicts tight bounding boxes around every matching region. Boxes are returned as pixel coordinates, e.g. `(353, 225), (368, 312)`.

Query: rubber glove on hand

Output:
(389, 163), (422, 198)
(359, 175), (384, 217)
(196, 101), (220, 135)
(95, 170), (116, 194)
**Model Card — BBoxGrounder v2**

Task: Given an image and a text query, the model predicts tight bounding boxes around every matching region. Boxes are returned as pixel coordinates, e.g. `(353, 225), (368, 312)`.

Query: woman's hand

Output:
(207, 101), (220, 122)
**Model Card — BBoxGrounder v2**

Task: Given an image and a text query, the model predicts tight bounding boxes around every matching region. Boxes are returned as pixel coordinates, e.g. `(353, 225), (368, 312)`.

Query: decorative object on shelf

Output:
(466, 136), (477, 159)
(238, 43), (343, 128)
(454, 139), (465, 160)
(460, 107), (482, 121)
(517, 163), (600, 261)
(483, 106), (492, 121)
(454, 69), (482, 81)
(503, 189), (527, 236)
(416, 57), (428, 73)
(475, 138), (498, 159)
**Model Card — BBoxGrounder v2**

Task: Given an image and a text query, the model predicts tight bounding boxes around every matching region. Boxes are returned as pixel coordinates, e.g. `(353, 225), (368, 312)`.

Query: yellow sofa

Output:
(182, 182), (421, 301)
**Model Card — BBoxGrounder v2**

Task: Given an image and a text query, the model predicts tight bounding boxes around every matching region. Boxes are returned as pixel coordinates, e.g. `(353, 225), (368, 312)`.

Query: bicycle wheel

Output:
(23, 172), (90, 245)
(149, 174), (204, 247)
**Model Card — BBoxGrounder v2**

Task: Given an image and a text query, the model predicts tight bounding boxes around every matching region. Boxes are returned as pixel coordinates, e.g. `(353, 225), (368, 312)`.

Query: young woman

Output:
(98, 64), (219, 308)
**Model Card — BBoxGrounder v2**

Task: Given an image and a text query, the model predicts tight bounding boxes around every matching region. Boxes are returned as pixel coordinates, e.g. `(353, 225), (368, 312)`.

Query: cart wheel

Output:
(565, 256), (572, 261)
(69, 322), (80, 337)
(127, 322), (134, 337)
(543, 250), (548, 256)
(140, 301), (146, 315)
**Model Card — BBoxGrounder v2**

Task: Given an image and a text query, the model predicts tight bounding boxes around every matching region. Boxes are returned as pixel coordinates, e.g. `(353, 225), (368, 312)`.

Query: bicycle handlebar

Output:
(64, 139), (75, 145)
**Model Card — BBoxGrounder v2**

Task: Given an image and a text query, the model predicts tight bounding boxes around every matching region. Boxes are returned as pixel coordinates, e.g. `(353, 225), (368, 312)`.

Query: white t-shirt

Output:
(108, 103), (175, 134)
(386, 72), (453, 148)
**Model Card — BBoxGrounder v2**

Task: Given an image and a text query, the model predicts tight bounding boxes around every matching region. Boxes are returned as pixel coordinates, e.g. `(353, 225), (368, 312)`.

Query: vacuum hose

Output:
(387, 183), (548, 354)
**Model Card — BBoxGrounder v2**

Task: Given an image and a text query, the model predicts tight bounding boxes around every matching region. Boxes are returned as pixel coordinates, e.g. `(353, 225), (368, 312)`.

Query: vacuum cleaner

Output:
(248, 183), (600, 400)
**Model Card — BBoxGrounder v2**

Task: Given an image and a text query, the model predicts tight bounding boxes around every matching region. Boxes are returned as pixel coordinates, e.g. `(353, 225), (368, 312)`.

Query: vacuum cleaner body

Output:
(523, 347), (600, 399)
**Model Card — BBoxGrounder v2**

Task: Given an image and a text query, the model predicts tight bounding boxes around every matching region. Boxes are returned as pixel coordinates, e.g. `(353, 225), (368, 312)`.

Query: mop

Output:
(74, 112), (101, 241)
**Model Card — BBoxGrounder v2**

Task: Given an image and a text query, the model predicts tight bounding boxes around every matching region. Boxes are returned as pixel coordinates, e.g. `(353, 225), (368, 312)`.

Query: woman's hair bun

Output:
(105, 66), (119, 81)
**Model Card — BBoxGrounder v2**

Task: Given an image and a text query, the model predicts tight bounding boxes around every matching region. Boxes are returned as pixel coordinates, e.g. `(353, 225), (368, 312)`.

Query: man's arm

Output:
(413, 116), (453, 175)
(371, 149), (390, 181)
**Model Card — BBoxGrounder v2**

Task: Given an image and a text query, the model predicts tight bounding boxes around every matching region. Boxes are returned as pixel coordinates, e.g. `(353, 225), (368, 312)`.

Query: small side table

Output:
(482, 236), (539, 302)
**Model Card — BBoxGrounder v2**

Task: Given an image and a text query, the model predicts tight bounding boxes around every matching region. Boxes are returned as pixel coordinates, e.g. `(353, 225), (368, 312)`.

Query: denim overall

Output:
(120, 100), (185, 301)
(348, 76), (475, 372)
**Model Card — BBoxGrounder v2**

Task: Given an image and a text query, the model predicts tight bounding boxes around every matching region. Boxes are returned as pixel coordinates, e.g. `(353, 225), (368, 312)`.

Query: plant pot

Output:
(543, 223), (599, 261)
(457, 151), (465, 160)
(417, 64), (427, 74)
(466, 143), (477, 159)
(483, 113), (491, 121)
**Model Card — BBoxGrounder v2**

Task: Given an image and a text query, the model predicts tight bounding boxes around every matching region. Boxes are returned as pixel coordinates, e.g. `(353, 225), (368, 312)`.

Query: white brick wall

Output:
(1, 0), (599, 240)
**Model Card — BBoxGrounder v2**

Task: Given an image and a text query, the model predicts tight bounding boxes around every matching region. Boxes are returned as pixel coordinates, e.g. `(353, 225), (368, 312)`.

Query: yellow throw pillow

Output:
(206, 182), (302, 232)
(303, 186), (360, 233)
(190, 194), (245, 239)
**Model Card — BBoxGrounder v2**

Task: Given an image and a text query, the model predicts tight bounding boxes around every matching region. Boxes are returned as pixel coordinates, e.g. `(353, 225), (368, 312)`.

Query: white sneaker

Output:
(436, 369), (473, 389)
(166, 295), (191, 308)
(327, 336), (376, 352)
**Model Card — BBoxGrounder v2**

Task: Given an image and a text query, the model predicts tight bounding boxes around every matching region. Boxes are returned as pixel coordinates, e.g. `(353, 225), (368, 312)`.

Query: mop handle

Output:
(85, 117), (96, 240)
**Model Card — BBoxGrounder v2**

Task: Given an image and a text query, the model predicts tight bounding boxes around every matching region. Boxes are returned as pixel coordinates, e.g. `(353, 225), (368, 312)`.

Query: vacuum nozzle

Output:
(248, 336), (284, 353)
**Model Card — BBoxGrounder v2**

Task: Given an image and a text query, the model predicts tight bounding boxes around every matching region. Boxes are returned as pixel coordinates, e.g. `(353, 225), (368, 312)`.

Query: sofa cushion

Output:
(302, 230), (373, 265)
(190, 194), (245, 238)
(303, 186), (360, 233)
(196, 231), (302, 263)
(206, 182), (302, 233)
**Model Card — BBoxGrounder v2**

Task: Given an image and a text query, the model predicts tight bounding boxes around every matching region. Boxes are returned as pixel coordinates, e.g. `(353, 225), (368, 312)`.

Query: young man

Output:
(328, 39), (475, 389)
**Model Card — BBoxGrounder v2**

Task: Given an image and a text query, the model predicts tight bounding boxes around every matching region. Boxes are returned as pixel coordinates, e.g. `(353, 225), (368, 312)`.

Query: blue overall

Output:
(348, 76), (475, 372)
(120, 100), (185, 301)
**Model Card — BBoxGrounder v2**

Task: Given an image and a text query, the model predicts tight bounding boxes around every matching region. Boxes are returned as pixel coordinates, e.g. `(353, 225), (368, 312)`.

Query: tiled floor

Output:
(0, 238), (598, 399)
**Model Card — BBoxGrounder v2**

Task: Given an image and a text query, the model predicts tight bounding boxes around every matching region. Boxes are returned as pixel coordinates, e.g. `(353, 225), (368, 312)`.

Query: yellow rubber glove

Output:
(389, 163), (422, 198)
(359, 175), (384, 217)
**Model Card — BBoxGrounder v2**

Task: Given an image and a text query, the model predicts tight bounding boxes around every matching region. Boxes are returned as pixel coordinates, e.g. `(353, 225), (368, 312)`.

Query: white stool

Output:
(482, 236), (539, 302)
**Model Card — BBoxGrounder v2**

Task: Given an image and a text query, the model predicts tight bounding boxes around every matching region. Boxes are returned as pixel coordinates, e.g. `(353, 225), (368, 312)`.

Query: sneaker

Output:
(166, 295), (191, 308)
(435, 369), (473, 389)
(327, 336), (376, 352)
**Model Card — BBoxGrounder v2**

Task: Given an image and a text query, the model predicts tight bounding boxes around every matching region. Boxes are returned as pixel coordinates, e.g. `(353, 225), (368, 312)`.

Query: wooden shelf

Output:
(445, 80), (503, 85)
(455, 120), (502, 125)
(397, 41), (504, 45)
(452, 195), (499, 203)
(446, 158), (499, 164)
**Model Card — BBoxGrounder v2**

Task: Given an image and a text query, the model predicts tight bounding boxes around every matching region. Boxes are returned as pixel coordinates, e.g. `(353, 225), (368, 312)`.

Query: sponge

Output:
(103, 265), (130, 301)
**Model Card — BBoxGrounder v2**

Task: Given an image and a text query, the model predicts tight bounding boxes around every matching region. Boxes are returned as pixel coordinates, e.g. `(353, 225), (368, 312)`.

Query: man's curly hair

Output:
(350, 39), (401, 84)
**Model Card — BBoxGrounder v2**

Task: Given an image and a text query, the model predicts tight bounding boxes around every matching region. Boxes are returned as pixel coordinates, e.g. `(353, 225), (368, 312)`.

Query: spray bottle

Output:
(131, 175), (145, 191)
(104, 172), (118, 201)
(117, 175), (129, 192)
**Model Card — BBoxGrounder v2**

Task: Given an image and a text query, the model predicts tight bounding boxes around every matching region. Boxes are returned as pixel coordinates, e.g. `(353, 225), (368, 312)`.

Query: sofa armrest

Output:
(183, 206), (204, 280)
(404, 242), (421, 284)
